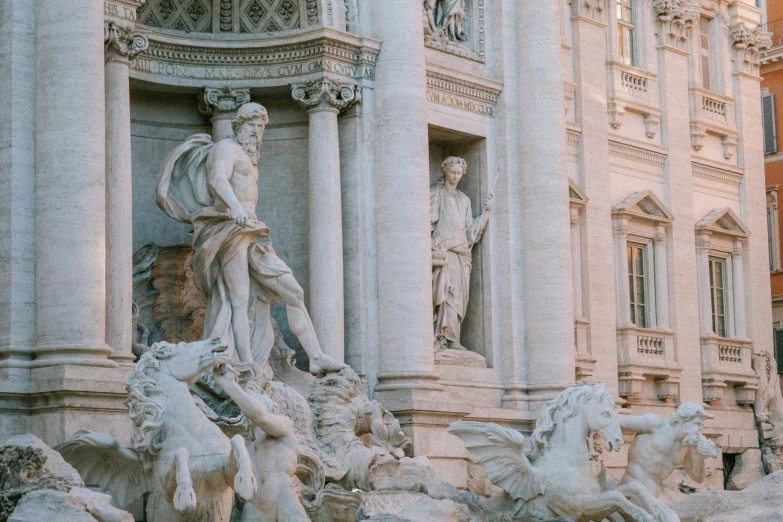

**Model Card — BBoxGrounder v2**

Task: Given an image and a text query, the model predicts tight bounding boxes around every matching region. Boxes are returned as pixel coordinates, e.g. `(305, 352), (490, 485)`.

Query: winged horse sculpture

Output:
(448, 382), (678, 522)
(56, 338), (257, 522)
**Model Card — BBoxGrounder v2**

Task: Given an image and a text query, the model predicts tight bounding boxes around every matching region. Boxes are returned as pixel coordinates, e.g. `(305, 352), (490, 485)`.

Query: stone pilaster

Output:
(105, 21), (148, 367)
(370, 1), (441, 396)
(199, 87), (251, 142)
(291, 79), (361, 364)
(729, 6), (774, 359)
(653, 225), (670, 330)
(516, 0), (575, 408)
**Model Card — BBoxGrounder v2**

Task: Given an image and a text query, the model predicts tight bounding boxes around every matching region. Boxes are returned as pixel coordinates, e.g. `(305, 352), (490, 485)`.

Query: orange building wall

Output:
(763, 64), (783, 295)
(770, 0), (783, 25)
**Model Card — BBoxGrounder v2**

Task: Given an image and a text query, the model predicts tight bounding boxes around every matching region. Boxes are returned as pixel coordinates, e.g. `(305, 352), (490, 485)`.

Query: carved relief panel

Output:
(424, 0), (486, 62)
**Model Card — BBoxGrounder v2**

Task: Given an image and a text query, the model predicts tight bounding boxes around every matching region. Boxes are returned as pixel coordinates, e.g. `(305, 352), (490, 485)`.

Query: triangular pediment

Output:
(612, 189), (673, 224)
(569, 178), (588, 206)
(695, 207), (750, 238)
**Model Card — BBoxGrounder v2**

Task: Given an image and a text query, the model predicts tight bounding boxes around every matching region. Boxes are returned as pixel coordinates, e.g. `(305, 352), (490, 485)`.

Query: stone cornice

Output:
(608, 139), (667, 166)
(424, 67), (502, 117)
(653, 0), (700, 51)
(105, 21), (149, 63)
(692, 160), (743, 186)
(128, 27), (381, 88)
(291, 79), (361, 112)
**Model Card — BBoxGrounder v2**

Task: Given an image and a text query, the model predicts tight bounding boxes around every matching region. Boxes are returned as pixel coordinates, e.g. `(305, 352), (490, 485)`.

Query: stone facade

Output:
(0, 0), (772, 496)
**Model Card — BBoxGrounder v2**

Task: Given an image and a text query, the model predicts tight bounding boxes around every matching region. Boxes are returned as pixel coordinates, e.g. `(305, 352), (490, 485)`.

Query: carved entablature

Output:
(652, 0), (700, 51)
(568, 0), (607, 23)
(423, 0), (486, 63)
(291, 79), (361, 112)
(105, 21), (150, 62)
(730, 24), (772, 76)
(127, 28), (380, 89)
(425, 68), (501, 117)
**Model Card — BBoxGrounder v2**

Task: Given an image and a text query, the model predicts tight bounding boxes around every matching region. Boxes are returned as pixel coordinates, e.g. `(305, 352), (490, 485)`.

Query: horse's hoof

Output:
(234, 466), (257, 500)
(173, 483), (197, 514)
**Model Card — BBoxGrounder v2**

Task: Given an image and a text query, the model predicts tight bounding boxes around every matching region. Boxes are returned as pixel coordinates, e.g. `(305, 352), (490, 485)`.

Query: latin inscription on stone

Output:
(131, 58), (375, 82)
(104, 1), (138, 21)
(426, 90), (496, 117)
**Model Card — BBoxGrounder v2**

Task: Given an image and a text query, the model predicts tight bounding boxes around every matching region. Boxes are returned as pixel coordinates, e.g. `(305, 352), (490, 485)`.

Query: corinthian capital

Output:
(568, 0), (606, 23)
(104, 21), (148, 62)
(291, 80), (362, 112)
(730, 25), (772, 76)
(198, 87), (252, 118)
(653, 0), (700, 50)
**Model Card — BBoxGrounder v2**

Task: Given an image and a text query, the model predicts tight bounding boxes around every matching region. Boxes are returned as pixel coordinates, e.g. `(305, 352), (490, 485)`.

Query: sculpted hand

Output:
(230, 206), (248, 227)
(213, 363), (240, 388)
(484, 191), (495, 212)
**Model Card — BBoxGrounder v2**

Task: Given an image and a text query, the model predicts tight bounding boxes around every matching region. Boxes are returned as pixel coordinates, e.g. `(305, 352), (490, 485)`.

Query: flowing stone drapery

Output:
(34, 0), (114, 367)
(105, 21), (148, 366)
(292, 79), (361, 364)
(371, 0), (441, 392)
(517, 0), (575, 407)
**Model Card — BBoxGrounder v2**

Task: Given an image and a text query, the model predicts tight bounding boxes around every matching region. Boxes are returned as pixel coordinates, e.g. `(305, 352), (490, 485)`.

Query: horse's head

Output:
(144, 337), (229, 385)
(582, 390), (623, 452)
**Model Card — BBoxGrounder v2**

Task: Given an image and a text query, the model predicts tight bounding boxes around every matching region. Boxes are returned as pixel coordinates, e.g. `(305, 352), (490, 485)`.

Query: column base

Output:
(374, 371), (445, 392)
(0, 364), (132, 446)
(30, 342), (116, 368)
(501, 382), (574, 411)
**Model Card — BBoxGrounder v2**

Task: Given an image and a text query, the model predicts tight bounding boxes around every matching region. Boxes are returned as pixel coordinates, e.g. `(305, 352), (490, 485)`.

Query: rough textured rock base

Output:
(674, 470), (783, 521)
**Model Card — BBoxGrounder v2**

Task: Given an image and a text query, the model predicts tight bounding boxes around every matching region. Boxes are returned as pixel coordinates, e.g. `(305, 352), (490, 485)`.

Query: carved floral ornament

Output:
(291, 79), (362, 112)
(730, 25), (772, 75)
(652, 0), (700, 50)
(104, 21), (149, 61)
(568, 0), (606, 22)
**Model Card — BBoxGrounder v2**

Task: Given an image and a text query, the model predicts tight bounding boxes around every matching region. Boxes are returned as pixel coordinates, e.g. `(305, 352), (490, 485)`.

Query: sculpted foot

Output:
(231, 435), (257, 500)
(173, 481), (197, 515)
(309, 354), (347, 374)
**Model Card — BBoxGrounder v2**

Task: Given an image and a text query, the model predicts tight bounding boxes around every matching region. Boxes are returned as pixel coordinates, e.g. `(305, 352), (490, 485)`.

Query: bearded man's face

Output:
(680, 417), (704, 446)
(236, 117), (265, 165)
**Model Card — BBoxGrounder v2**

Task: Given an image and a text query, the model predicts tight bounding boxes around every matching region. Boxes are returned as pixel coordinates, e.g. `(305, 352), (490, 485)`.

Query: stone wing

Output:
(55, 430), (150, 509)
(448, 421), (547, 502)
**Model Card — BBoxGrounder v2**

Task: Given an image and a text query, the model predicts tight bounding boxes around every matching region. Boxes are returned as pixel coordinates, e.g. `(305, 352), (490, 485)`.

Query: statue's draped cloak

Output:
(156, 134), (290, 364)
(430, 183), (483, 346)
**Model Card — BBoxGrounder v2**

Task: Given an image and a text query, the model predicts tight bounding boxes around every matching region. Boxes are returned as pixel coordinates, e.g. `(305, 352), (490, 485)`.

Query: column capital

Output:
(732, 238), (745, 256)
(612, 217), (629, 237)
(696, 230), (712, 251)
(568, 0), (607, 25)
(653, 0), (700, 51)
(730, 24), (771, 76)
(198, 87), (252, 119)
(570, 205), (581, 225)
(653, 224), (667, 243)
(104, 21), (148, 64)
(291, 80), (362, 113)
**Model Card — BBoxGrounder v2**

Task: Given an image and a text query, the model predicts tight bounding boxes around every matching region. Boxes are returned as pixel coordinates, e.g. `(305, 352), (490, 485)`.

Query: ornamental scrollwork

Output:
(730, 24), (772, 76)
(652, 0), (700, 50)
(291, 80), (362, 112)
(104, 21), (149, 62)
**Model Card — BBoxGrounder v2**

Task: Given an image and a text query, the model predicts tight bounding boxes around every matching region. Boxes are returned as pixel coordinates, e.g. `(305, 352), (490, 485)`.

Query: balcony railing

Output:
(762, 18), (783, 50)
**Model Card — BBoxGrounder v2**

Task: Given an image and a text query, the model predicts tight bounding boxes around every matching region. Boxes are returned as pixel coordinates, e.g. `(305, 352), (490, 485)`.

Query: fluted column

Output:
(34, 0), (114, 367)
(653, 225), (669, 329)
(371, 0), (441, 392)
(104, 22), (148, 366)
(731, 240), (746, 339)
(292, 80), (361, 364)
(518, 0), (574, 406)
(613, 219), (632, 327)
(199, 87), (251, 141)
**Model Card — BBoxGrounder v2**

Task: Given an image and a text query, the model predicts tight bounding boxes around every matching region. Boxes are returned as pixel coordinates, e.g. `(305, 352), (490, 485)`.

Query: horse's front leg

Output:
(224, 434), (257, 501)
(616, 482), (680, 522)
(566, 491), (655, 522)
(163, 447), (197, 515)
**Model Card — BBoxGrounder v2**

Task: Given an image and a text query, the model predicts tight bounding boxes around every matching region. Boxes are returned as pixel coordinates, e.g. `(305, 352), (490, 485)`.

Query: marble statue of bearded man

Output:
(430, 157), (493, 352)
(156, 102), (344, 374)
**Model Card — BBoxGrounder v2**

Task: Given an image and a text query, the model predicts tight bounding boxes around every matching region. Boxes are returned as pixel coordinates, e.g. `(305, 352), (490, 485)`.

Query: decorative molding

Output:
(306, 0), (319, 24)
(104, 21), (149, 62)
(612, 189), (674, 225)
(730, 24), (772, 76)
(198, 86), (251, 117)
(566, 127), (581, 144)
(692, 161), (743, 186)
(568, 0), (606, 23)
(425, 69), (501, 117)
(653, 0), (700, 50)
(696, 207), (751, 238)
(608, 140), (667, 165)
(291, 79), (361, 111)
(128, 29), (380, 88)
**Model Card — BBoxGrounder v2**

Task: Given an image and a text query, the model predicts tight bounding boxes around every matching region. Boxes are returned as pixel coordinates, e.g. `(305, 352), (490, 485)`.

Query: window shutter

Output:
(775, 328), (783, 374)
(763, 93), (777, 155)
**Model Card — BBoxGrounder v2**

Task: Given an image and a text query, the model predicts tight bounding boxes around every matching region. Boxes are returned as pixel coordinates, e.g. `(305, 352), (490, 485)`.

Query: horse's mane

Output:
(528, 382), (614, 460)
(125, 343), (174, 471)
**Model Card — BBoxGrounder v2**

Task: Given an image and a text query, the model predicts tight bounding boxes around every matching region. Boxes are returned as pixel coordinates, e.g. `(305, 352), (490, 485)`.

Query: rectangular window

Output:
(775, 328), (783, 373)
(700, 18), (711, 91)
(628, 244), (647, 328)
(709, 258), (727, 337)
(763, 94), (777, 155)
(617, 0), (636, 66)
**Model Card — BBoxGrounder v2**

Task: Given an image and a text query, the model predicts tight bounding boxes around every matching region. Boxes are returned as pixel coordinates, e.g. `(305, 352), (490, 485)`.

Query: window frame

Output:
(708, 256), (729, 337)
(627, 242), (650, 328)
(698, 16), (712, 92)
(616, 0), (637, 67)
